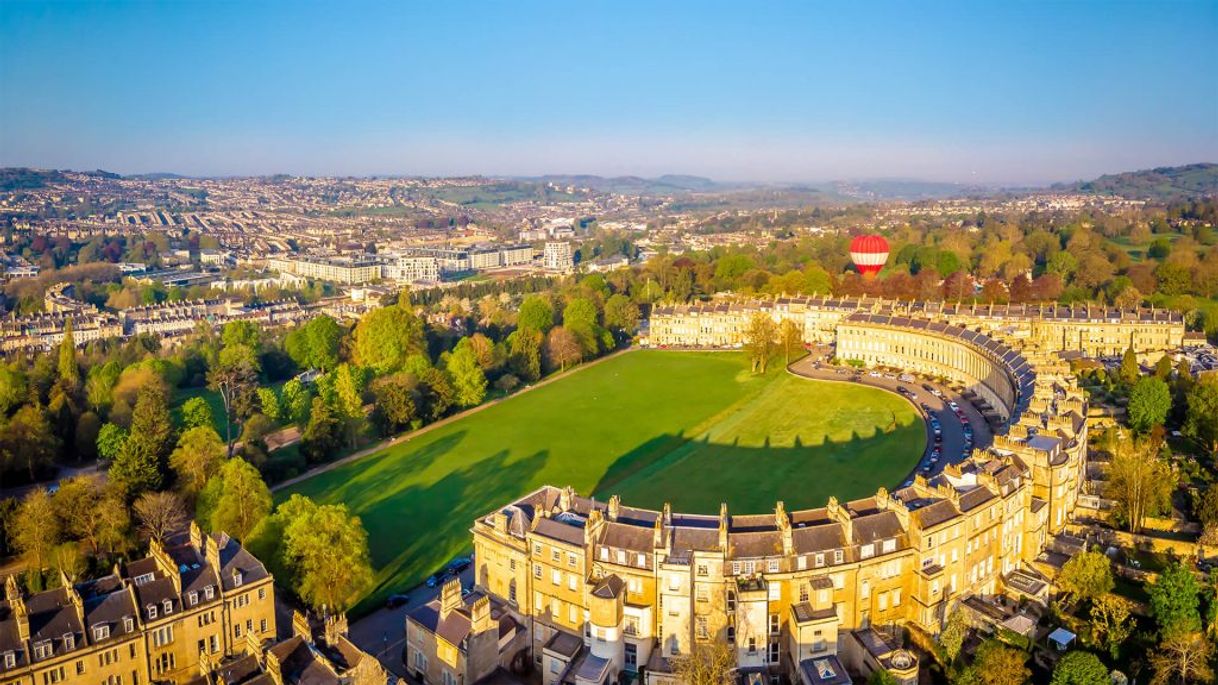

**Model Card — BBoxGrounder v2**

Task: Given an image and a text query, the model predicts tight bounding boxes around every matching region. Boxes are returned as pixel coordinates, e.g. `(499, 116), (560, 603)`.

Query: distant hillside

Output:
(1056, 163), (1218, 201)
(530, 174), (723, 195)
(821, 179), (991, 201)
(0, 168), (67, 191)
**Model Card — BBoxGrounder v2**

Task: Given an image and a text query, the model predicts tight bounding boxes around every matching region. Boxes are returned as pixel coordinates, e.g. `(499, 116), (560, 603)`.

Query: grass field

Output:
(278, 351), (923, 612)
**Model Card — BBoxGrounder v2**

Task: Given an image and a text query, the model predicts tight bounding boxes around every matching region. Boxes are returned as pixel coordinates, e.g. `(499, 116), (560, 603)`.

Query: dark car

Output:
(386, 593), (410, 608)
(448, 556), (472, 574)
(426, 572), (450, 588)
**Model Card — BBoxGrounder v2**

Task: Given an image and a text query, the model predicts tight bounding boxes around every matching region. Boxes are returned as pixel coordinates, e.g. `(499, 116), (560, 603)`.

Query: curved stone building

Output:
(404, 297), (1183, 685)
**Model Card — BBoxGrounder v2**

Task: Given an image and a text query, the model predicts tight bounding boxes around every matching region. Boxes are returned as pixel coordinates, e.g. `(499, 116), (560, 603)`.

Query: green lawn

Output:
(279, 351), (923, 613)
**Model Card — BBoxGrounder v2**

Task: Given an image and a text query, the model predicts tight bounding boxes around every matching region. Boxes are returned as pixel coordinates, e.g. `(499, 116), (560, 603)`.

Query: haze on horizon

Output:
(1, 1), (1216, 186)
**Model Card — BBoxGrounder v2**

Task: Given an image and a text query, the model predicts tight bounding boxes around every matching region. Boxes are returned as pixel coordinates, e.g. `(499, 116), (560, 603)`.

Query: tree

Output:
(257, 387), (281, 423)
(74, 411), (101, 461)
(1150, 559), (1202, 636)
(53, 475), (126, 554)
(957, 640), (1029, 685)
(545, 326), (583, 372)
(0, 364), (27, 415)
(280, 378), (312, 426)
(200, 457), (272, 540)
(284, 315), (342, 371)
(57, 320), (80, 388)
(170, 426), (226, 494)
(369, 373), (417, 435)
(1090, 595), (1133, 660)
(1149, 631), (1213, 685)
(517, 295), (554, 334)
(1, 403), (58, 482)
(133, 491), (188, 543)
(1050, 650), (1109, 685)
(11, 489), (60, 571)
(96, 423), (127, 464)
(867, 670), (899, 685)
(938, 607), (969, 664)
(1058, 548), (1114, 609)
(1105, 432), (1175, 532)
(1119, 347), (1141, 386)
(779, 318), (802, 364)
(332, 363), (367, 448)
(445, 338), (487, 407)
(111, 382), (174, 496)
(603, 293), (639, 339)
(1183, 376), (1218, 456)
(1197, 482), (1218, 532)
(507, 329), (543, 382)
(351, 305), (426, 374)
(301, 397), (343, 464)
(180, 396), (214, 431)
(744, 312), (777, 373)
(562, 297), (602, 356)
(208, 342), (260, 457)
(281, 498), (373, 615)
(671, 641), (735, 685)
(1129, 376), (1171, 432)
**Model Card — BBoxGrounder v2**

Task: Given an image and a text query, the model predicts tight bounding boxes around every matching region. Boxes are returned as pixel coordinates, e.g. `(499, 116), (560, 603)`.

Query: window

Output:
(568, 552), (577, 567)
(731, 561), (741, 575)
(162, 599), (172, 616)
(892, 589), (902, 607)
(726, 590), (736, 612)
(814, 553), (825, 568)
(798, 556), (807, 571)
(3, 651), (15, 668)
(568, 604), (578, 624)
(258, 588), (266, 601)
(882, 539), (896, 554)
(260, 619), (268, 633)
(568, 574), (577, 590)
(726, 626), (735, 643)
(551, 569), (561, 585)
(768, 641), (779, 663)
(232, 570), (243, 587)
(860, 543), (875, 559)
(599, 548), (609, 561)
(624, 616), (639, 636)
(550, 658), (560, 674)
(188, 592), (198, 607)
(697, 564), (708, 577)
(833, 550), (844, 564)
(551, 549), (560, 562)
(769, 614), (779, 635)
(799, 585), (809, 603)
(443, 670), (456, 685)
(636, 553), (646, 567)
(533, 543), (542, 555)
(767, 559), (779, 573)
(152, 625), (174, 647)
(534, 564), (542, 579)
(93, 624), (111, 641)
(147, 605), (157, 620)
(210, 635), (219, 653)
(616, 550), (626, 564)
(695, 586), (709, 603)
(34, 641), (52, 659)
(204, 586), (214, 600)
(695, 617), (708, 640)
(747, 637), (757, 654)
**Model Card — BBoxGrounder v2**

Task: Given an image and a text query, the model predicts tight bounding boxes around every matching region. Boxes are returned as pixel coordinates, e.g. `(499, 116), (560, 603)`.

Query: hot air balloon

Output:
(849, 234), (889, 279)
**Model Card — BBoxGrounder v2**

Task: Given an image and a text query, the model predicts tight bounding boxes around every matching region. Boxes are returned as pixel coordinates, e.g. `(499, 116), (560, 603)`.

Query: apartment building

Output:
(397, 298), (1137, 685)
(384, 255), (441, 284)
(0, 524), (275, 685)
(544, 242), (574, 272)
(267, 255), (383, 285)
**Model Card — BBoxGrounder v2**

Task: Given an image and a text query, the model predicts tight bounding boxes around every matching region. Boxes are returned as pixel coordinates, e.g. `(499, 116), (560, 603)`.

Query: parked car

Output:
(386, 593), (410, 609)
(448, 556), (473, 574)
(426, 572), (450, 588)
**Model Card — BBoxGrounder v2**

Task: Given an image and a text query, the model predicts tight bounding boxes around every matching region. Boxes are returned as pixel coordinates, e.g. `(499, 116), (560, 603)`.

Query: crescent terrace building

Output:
(404, 297), (1185, 685)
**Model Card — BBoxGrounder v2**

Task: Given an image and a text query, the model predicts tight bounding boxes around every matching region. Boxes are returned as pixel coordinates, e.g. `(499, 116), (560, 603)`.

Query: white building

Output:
(544, 241), (574, 272)
(384, 255), (441, 283)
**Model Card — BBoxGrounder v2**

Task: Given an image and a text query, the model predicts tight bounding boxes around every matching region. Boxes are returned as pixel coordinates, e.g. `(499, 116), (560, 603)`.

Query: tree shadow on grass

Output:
(350, 447), (550, 614)
(592, 420), (926, 515)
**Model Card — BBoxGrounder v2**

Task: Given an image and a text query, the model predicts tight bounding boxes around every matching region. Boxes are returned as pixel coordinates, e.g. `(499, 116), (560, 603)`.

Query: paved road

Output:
(347, 566), (475, 677)
(788, 353), (993, 483)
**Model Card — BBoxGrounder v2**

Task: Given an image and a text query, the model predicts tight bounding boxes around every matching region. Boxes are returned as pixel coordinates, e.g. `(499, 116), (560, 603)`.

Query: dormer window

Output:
(33, 641), (52, 659)
(188, 591), (198, 606)
(92, 624), (110, 641)
(123, 616), (134, 633)
(232, 570), (243, 587)
(3, 651), (15, 668)
(147, 604), (158, 620)
(134, 573), (154, 586)
(62, 633), (74, 650)
(833, 550), (844, 564)
(162, 599), (172, 615)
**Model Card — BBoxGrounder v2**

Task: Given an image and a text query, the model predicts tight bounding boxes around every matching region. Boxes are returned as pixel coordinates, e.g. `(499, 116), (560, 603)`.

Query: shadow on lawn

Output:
(351, 446), (550, 613)
(592, 423), (924, 514)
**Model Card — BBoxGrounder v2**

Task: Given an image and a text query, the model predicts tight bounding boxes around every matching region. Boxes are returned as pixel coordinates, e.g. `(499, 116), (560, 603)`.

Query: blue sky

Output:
(1, 1), (1215, 184)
